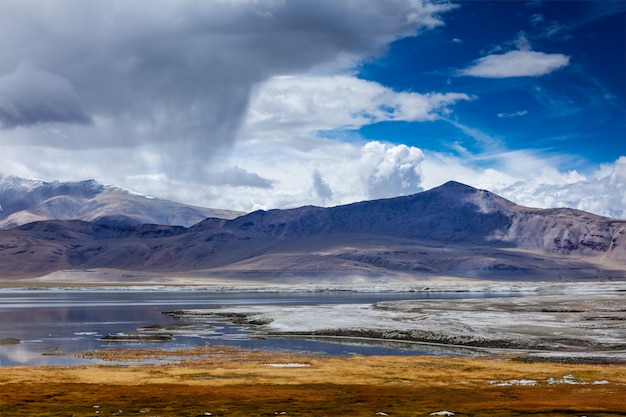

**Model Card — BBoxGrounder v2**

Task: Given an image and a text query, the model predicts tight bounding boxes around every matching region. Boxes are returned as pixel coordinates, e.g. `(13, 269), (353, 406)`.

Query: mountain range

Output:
(0, 178), (625, 282)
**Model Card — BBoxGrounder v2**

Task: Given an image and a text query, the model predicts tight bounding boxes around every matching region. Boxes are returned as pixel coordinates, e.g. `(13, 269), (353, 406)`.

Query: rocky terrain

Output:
(0, 180), (625, 281)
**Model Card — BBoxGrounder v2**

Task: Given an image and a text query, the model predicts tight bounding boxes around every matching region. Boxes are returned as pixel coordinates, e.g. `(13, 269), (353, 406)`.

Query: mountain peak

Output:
(439, 180), (476, 190)
(430, 181), (482, 195)
(425, 181), (515, 213)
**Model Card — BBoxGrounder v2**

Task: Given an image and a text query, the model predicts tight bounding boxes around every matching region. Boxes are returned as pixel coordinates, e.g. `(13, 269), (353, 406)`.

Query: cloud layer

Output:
(496, 156), (626, 220)
(0, 0), (461, 190)
(0, 0), (453, 146)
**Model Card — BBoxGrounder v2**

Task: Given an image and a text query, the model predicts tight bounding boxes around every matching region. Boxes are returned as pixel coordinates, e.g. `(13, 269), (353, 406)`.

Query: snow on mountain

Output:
(0, 175), (243, 229)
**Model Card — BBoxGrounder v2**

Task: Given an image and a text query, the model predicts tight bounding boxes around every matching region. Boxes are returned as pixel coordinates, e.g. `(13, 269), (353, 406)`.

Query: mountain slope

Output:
(201, 181), (515, 243)
(0, 181), (624, 281)
(0, 175), (243, 229)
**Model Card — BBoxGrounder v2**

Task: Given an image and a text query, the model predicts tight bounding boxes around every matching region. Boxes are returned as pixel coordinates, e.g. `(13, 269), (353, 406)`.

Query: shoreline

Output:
(2, 275), (626, 294)
(262, 333), (626, 365)
(3, 267), (626, 291)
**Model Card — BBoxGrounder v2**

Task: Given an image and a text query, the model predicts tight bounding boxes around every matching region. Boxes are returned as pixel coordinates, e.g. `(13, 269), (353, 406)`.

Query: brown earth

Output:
(1, 346), (625, 416)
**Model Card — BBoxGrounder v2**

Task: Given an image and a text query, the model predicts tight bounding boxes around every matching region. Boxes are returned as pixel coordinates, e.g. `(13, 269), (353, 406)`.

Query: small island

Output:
(0, 338), (20, 345)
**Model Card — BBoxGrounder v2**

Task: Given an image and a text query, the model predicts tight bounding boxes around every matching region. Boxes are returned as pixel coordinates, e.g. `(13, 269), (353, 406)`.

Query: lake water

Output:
(0, 289), (514, 366)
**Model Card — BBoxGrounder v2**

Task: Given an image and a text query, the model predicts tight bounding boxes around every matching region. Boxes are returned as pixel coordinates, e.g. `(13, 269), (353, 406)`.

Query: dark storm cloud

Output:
(312, 170), (333, 202)
(0, 0), (454, 150)
(0, 62), (92, 129)
(209, 166), (275, 189)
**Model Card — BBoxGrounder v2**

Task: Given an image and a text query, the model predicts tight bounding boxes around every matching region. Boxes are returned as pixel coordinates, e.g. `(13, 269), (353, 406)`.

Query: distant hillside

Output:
(0, 181), (625, 281)
(0, 175), (243, 229)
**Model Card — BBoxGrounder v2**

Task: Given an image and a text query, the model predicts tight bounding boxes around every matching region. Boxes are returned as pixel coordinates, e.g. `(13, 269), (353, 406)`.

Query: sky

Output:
(0, 0), (625, 218)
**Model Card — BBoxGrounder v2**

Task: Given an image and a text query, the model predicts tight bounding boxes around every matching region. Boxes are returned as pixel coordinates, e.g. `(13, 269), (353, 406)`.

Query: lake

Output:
(0, 289), (515, 366)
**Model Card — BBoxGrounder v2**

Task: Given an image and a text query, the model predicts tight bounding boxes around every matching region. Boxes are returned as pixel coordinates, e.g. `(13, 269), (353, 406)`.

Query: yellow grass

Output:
(1, 347), (625, 416)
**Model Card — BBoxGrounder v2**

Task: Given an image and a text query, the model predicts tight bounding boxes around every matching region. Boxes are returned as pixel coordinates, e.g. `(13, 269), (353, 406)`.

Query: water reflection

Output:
(0, 289), (514, 366)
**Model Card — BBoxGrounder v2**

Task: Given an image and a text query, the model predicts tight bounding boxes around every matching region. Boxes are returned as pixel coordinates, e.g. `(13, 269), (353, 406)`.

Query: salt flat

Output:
(167, 284), (626, 363)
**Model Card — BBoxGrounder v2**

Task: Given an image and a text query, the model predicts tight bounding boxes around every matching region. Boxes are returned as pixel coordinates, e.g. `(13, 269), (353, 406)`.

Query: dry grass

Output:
(1, 347), (625, 416)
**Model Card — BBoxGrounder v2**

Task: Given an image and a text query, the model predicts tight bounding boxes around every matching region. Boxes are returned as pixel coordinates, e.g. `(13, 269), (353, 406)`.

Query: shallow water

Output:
(0, 289), (515, 366)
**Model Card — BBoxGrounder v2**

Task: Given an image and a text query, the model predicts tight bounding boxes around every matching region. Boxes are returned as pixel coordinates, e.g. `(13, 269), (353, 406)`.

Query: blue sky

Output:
(357, 0), (624, 167)
(0, 0), (625, 218)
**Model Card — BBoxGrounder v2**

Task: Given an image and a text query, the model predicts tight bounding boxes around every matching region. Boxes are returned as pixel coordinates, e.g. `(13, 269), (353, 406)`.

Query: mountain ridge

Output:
(0, 175), (243, 229)
(1, 180), (625, 281)
(204, 181), (515, 244)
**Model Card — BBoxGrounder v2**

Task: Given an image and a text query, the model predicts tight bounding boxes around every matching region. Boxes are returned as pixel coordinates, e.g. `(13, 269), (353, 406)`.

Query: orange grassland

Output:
(0, 346), (625, 417)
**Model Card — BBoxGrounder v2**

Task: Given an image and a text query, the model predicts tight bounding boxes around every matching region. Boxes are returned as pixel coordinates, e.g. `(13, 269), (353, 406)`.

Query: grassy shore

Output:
(1, 346), (625, 416)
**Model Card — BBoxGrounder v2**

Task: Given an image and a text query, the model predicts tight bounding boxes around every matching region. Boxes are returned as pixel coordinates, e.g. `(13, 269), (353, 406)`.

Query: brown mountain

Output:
(1, 181), (624, 281)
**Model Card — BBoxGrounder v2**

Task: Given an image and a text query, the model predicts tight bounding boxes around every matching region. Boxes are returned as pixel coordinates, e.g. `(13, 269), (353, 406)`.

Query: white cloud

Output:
(244, 75), (471, 134)
(168, 139), (426, 211)
(4, 128), (624, 219)
(193, 141), (626, 220)
(460, 50), (570, 78)
(498, 156), (626, 219)
(497, 110), (528, 118)
(514, 31), (532, 51)
(530, 13), (545, 26)
(361, 141), (425, 199)
(421, 151), (626, 219)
